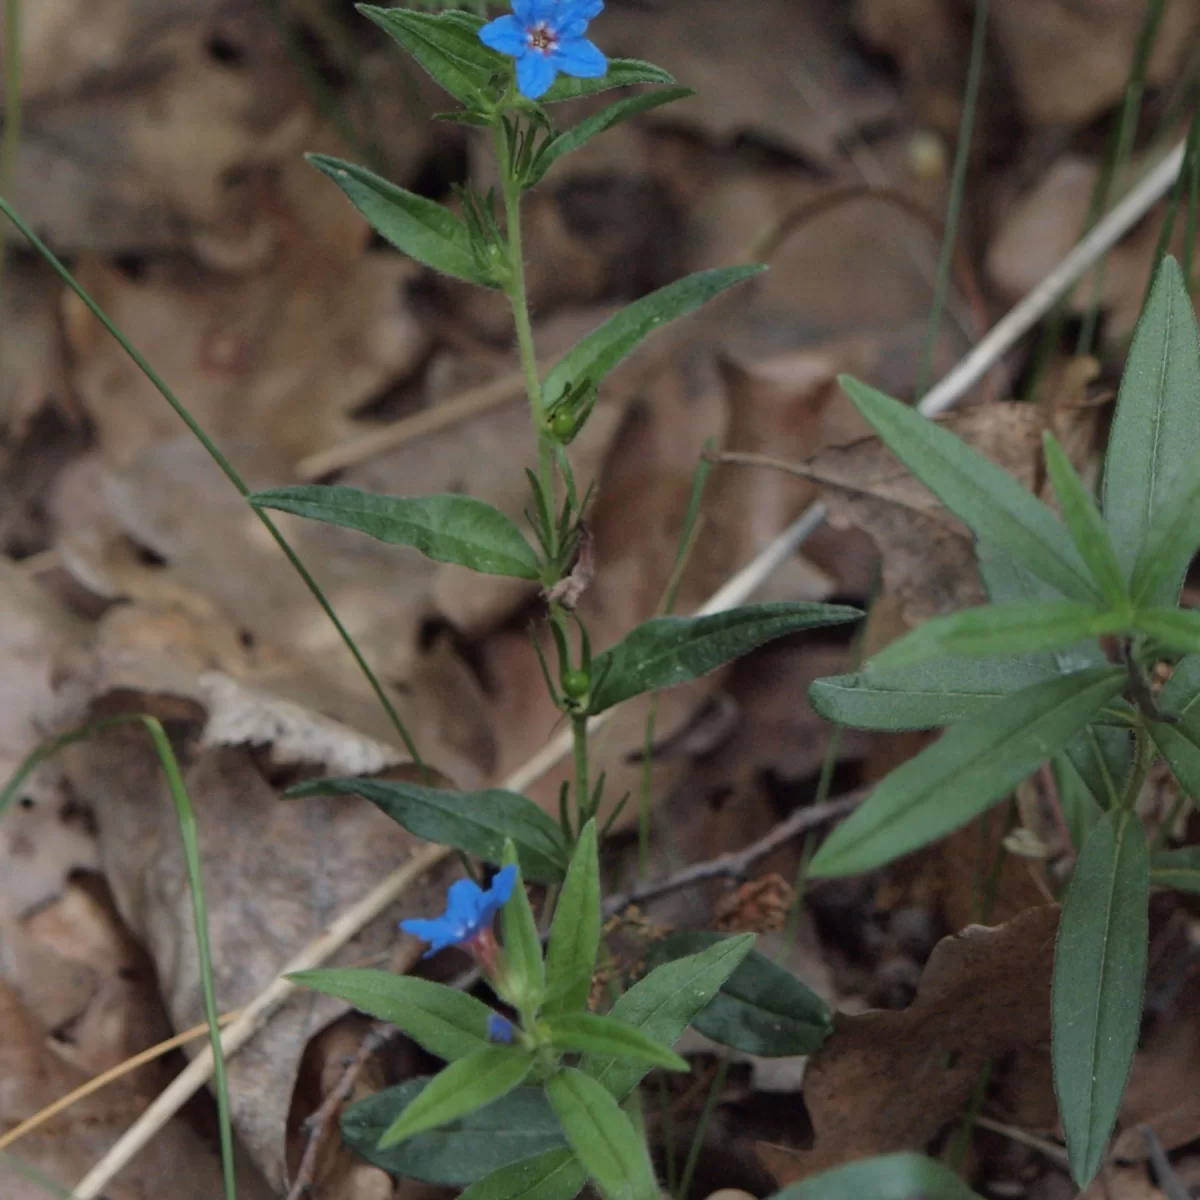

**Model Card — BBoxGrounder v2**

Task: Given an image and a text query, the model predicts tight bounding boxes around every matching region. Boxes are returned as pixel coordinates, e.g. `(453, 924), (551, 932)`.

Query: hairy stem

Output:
(572, 714), (591, 823)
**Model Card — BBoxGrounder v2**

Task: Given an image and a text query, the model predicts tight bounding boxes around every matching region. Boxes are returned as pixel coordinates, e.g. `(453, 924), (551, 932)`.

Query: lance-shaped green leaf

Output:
(809, 667), (1126, 877)
(866, 602), (1129, 673)
(358, 7), (501, 106)
(1145, 656), (1200, 801)
(769, 1153), (985, 1200)
(308, 156), (498, 286)
(381, 1048), (533, 1147)
(252, 485), (541, 579)
(1043, 432), (1129, 608)
(811, 656), (1057, 731)
(588, 602), (860, 714)
(582, 934), (754, 1100)
(546, 1069), (659, 1200)
(545, 1013), (689, 1070)
(288, 778), (569, 883)
(527, 88), (693, 185)
(1151, 847), (1200, 894)
(542, 265), (765, 408)
(1104, 255), (1200, 604)
(1132, 607), (1200, 655)
(343, 1081), (564, 1185)
(646, 934), (832, 1057)
(841, 376), (1097, 603)
(501, 842), (545, 1007)
(541, 59), (676, 103)
(457, 1150), (586, 1200)
(543, 820), (601, 1017)
(1053, 809), (1149, 1186)
(1053, 752), (1104, 853)
(1131, 443), (1200, 607)
(288, 969), (490, 1061)
(1054, 726), (1133, 851)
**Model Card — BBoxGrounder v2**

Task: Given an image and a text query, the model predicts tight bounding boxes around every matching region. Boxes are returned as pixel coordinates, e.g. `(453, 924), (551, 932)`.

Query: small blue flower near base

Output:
(480, 0), (608, 100)
(400, 864), (518, 958)
(487, 1012), (516, 1044)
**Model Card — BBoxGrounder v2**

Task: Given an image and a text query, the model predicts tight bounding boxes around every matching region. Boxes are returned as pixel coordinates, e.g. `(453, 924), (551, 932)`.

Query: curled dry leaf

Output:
(758, 904), (1059, 1184)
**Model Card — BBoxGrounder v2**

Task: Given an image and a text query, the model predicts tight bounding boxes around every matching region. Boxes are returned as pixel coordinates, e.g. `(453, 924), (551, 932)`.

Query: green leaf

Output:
(582, 934), (754, 1100)
(1151, 846), (1200, 894)
(1146, 718), (1200, 803)
(1043, 432), (1129, 608)
(253, 485), (541, 579)
(588, 602), (860, 715)
(545, 1069), (659, 1200)
(1130, 444), (1200, 607)
(768, 1153), (985, 1200)
(307, 156), (498, 286)
(810, 656), (1057, 730)
(542, 266), (765, 409)
(1132, 607), (1200, 655)
(866, 602), (1129, 673)
(1104, 255), (1200, 605)
(646, 933), (832, 1057)
(544, 820), (601, 1017)
(501, 842), (545, 1006)
(1053, 726), (1133, 850)
(381, 1048), (533, 1147)
(1053, 809), (1149, 1186)
(527, 89), (692, 186)
(1053, 752), (1104, 853)
(343, 1081), (564, 1185)
(287, 779), (569, 885)
(288, 969), (490, 1061)
(545, 1013), (689, 1070)
(458, 1150), (586, 1200)
(540, 59), (676, 103)
(841, 376), (1097, 603)
(809, 667), (1126, 877)
(1160, 653), (1200, 712)
(358, 6), (502, 105)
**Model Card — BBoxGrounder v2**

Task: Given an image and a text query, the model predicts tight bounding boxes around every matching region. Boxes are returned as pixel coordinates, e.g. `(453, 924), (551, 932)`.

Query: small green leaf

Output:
(546, 1069), (659, 1200)
(527, 89), (693, 185)
(545, 1013), (689, 1071)
(381, 1048), (533, 1147)
(841, 377), (1097, 603)
(1159, 653), (1200, 712)
(287, 779), (569, 884)
(544, 820), (601, 1017)
(588, 603), (860, 714)
(253, 485), (541, 579)
(1132, 607), (1200, 655)
(768, 1153), (985, 1200)
(288, 969), (490, 1061)
(540, 59), (676, 103)
(542, 266), (765, 409)
(1053, 809), (1149, 1186)
(308, 155), (498, 285)
(458, 1150), (586, 1200)
(810, 657), (1056, 730)
(1061, 726), (1133, 810)
(809, 667), (1126, 877)
(1053, 753), (1104, 853)
(1131, 444), (1200, 607)
(646, 933), (832, 1057)
(1104, 256), (1200, 605)
(582, 934), (754, 1100)
(1043, 432), (1129, 608)
(1151, 846), (1200, 894)
(867, 602), (1129, 672)
(1146, 718), (1200, 804)
(358, 6), (501, 105)
(343, 1081), (564, 1185)
(501, 842), (545, 1007)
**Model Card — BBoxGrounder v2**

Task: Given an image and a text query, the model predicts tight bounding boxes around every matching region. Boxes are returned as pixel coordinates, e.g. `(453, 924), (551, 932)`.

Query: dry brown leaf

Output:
(758, 904), (1059, 1183)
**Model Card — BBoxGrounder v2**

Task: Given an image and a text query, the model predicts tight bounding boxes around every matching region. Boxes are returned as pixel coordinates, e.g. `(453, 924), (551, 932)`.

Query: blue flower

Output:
(487, 1012), (516, 1043)
(480, 0), (608, 101)
(400, 864), (518, 958)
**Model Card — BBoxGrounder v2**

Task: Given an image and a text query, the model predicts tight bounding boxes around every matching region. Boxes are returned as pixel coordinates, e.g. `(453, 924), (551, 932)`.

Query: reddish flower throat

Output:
(527, 23), (558, 54)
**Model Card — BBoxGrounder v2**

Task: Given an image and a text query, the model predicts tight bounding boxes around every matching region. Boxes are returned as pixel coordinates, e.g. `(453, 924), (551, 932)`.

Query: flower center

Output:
(527, 22), (557, 54)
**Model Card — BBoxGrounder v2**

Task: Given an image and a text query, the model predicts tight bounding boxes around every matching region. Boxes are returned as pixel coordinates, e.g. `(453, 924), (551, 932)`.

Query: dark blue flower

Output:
(480, 0), (608, 101)
(400, 864), (518, 958)
(487, 1012), (516, 1043)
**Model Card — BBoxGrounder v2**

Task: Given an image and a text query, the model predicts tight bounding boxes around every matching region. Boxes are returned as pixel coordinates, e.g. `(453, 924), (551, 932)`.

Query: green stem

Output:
(0, 195), (427, 778)
(572, 714), (590, 824)
(916, 0), (988, 399)
(1124, 723), (1154, 812)
(1147, 101), (1200, 292)
(677, 1055), (730, 1200)
(1, 0), (19, 195)
(1152, 788), (1190, 853)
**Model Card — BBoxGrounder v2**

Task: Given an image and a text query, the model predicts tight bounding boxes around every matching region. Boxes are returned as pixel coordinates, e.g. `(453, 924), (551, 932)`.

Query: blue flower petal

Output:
(480, 14), (530, 55)
(487, 1012), (516, 1043)
(399, 917), (460, 956)
(517, 52), (558, 98)
(491, 864), (519, 906)
(551, 36), (607, 78)
(514, 0), (554, 26)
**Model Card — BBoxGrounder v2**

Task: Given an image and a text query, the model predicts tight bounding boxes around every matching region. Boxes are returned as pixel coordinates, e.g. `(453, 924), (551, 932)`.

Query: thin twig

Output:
(70, 138), (1187, 1200)
(603, 789), (867, 918)
(284, 1023), (397, 1200)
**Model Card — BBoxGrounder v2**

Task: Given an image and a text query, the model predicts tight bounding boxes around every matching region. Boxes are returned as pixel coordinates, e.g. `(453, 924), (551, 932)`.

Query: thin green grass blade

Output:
(0, 196), (425, 775)
(0, 1151), (74, 1199)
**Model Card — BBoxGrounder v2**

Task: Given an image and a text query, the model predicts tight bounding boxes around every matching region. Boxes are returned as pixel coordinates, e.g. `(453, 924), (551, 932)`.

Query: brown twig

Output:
(285, 1022), (398, 1200)
(602, 788), (868, 918)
